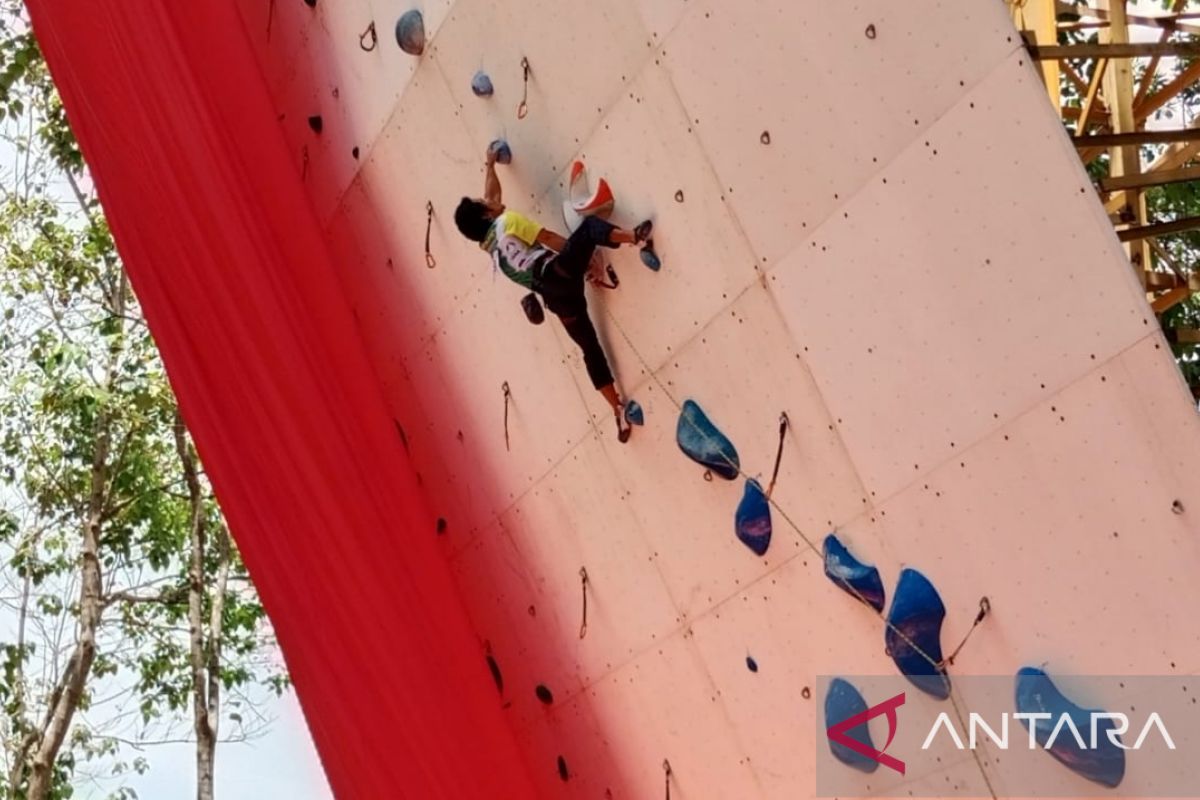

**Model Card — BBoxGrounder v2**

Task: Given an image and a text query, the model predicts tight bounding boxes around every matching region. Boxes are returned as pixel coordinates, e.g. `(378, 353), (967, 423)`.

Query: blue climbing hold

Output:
(735, 479), (771, 556)
(471, 70), (494, 97)
(1015, 667), (1125, 788)
(885, 568), (950, 699)
(746, 656), (758, 673)
(676, 400), (740, 480)
(488, 139), (512, 165)
(823, 533), (885, 612)
(395, 10), (426, 56)
(640, 247), (662, 271)
(825, 678), (879, 774)
(625, 399), (644, 426)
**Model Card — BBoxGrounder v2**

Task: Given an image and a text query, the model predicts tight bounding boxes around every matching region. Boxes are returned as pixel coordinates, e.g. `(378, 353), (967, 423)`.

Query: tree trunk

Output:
(27, 267), (125, 800)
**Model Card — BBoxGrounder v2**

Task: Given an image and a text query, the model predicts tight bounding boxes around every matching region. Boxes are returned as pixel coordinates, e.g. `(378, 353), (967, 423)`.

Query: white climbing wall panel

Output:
(235, 0), (1200, 796)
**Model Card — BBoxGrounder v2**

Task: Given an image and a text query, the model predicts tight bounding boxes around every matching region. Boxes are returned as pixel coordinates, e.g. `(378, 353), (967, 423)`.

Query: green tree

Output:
(0, 4), (287, 799)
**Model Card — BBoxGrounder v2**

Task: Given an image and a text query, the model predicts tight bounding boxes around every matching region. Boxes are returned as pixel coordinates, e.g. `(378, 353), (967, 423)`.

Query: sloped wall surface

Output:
(30, 0), (1200, 796)
(234, 0), (1200, 796)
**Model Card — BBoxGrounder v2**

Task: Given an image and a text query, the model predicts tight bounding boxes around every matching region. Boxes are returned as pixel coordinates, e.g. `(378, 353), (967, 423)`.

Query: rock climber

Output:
(454, 144), (654, 443)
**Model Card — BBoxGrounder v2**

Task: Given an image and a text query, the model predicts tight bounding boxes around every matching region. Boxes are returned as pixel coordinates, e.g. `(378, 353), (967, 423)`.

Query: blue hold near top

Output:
(395, 10), (426, 56)
(1015, 667), (1126, 788)
(885, 568), (950, 700)
(488, 139), (512, 165)
(825, 678), (879, 774)
(735, 479), (771, 556)
(676, 400), (740, 479)
(822, 533), (885, 612)
(471, 70), (494, 97)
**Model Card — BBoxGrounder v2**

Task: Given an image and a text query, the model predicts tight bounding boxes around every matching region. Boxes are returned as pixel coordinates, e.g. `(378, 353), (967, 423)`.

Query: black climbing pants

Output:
(536, 216), (619, 390)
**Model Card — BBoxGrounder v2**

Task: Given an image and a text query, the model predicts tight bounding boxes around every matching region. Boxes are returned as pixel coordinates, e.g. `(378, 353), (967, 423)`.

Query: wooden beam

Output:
(1133, 0), (1188, 107)
(1105, 140), (1200, 215)
(1099, 164), (1200, 192)
(1029, 42), (1200, 59)
(1077, 57), (1108, 134)
(1056, 2), (1200, 36)
(1117, 215), (1200, 242)
(1169, 327), (1200, 344)
(1151, 285), (1193, 313)
(1135, 58), (1200, 125)
(1075, 128), (1200, 147)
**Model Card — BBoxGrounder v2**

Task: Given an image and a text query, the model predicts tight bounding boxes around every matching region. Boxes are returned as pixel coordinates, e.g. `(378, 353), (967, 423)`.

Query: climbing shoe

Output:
(633, 219), (654, 245)
(616, 409), (632, 444)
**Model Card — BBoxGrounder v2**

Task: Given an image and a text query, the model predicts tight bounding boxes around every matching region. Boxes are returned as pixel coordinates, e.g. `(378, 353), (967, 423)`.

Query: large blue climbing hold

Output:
(471, 71), (494, 97)
(735, 479), (771, 556)
(885, 568), (950, 700)
(395, 10), (426, 56)
(488, 139), (512, 165)
(676, 400), (740, 480)
(1015, 667), (1126, 788)
(823, 533), (885, 612)
(824, 678), (879, 774)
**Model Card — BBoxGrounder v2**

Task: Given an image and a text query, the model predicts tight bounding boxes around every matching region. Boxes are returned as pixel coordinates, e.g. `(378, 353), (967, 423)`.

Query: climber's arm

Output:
(535, 229), (568, 252)
(483, 149), (502, 206)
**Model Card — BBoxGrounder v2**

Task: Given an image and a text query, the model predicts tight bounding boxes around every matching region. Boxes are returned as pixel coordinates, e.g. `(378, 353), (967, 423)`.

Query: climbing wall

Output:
(235, 0), (1200, 796)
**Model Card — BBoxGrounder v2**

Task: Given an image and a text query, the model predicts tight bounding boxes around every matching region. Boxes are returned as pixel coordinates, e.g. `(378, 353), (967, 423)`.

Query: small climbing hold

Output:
(1015, 667), (1125, 788)
(472, 70), (494, 97)
(625, 399), (645, 426)
(435, 517), (447, 535)
(674, 189), (684, 203)
(395, 10), (426, 56)
(885, 568), (950, 699)
(824, 678), (879, 773)
(535, 684), (554, 704)
(640, 247), (662, 271)
(746, 656), (758, 673)
(351, 146), (360, 160)
(557, 755), (569, 781)
(735, 479), (771, 556)
(1172, 499), (1185, 514)
(676, 400), (740, 480)
(823, 533), (885, 612)
(760, 130), (771, 145)
(488, 139), (512, 165)
(801, 686), (811, 699)
(303, 0), (316, 7)
(307, 115), (323, 134)
(865, 23), (877, 39)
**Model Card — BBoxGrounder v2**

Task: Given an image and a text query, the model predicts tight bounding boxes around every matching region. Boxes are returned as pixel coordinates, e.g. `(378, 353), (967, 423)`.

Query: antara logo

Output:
(826, 692), (907, 775)
(921, 712), (1177, 751)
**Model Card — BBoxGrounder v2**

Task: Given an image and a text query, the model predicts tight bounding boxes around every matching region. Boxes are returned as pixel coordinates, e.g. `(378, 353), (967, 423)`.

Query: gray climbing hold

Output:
(676, 400), (740, 480)
(472, 71), (494, 97)
(488, 139), (512, 165)
(395, 10), (425, 56)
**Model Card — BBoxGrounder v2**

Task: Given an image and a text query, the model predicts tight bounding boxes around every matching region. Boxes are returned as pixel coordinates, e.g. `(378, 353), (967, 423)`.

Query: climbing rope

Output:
(945, 596), (991, 666)
(502, 381), (512, 451)
(766, 411), (789, 498)
(359, 21), (377, 51)
(424, 201), (437, 268)
(599, 306), (999, 799)
(517, 57), (531, 119)
(662, 759), (672, 799)
(578, 567), (589, 639)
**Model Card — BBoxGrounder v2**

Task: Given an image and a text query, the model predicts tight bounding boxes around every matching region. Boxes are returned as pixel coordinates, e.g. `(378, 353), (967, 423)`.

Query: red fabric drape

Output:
(24, 3), (535, 797)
